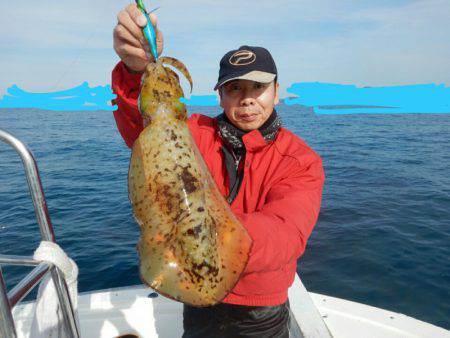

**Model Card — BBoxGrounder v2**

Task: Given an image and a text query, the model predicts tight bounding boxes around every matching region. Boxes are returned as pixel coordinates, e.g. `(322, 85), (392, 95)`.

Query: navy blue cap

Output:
(214, 45), (277, 90)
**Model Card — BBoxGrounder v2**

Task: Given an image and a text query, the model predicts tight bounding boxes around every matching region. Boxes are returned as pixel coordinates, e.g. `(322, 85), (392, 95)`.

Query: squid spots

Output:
(179, 167), (199, 194)
(154, 183), (178, 215)
(184, 223), (203, 239)
(170, 130), (178, 141)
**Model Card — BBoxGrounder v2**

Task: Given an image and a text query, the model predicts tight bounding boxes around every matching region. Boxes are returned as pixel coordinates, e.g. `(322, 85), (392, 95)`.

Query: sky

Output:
(0, 0), (449, 98)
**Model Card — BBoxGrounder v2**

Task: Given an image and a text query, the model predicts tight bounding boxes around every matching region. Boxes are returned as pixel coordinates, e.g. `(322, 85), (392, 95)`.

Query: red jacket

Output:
(112, 62), (325, 306)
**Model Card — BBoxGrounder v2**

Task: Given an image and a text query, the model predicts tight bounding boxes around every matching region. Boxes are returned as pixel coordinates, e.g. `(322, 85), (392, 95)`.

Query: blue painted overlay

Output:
(180, 95), (218, 106)
(0, 82), (117, 111)
(1, 82), (449, 113)
(285, 83), (450, 114)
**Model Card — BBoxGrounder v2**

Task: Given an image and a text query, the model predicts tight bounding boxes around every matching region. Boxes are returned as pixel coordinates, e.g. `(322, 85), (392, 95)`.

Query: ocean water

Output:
(0, 106), (449, 330)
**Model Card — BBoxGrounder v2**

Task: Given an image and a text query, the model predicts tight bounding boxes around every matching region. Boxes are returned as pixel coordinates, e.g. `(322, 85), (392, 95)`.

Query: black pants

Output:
(182, 300), (303, 338)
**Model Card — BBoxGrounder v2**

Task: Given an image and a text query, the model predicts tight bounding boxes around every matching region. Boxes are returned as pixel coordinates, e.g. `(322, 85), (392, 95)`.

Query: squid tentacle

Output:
(159, 56), (193, 93)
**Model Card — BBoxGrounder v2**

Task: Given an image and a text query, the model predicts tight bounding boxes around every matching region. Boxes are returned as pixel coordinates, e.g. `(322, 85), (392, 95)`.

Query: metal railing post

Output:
(0, 129), (56, 242)
(0, 255), (41, 267)
(0, 128), (81, 338)
(51, 267), (80, 337)
(0, 267), (17, 338)
(8, 263), (52, 308)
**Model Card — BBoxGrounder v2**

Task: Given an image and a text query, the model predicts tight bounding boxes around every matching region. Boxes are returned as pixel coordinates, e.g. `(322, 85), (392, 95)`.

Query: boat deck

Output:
(12, 275), (450, 338)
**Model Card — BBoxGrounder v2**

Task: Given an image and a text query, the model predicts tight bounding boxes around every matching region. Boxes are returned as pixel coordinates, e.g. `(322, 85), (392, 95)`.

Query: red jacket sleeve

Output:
(111, 61), (144, 148)
(236, 153), (325, 274)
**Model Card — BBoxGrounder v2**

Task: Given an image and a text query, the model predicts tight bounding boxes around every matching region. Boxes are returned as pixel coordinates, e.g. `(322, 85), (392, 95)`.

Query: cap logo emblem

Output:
(229, 50), (256, 66)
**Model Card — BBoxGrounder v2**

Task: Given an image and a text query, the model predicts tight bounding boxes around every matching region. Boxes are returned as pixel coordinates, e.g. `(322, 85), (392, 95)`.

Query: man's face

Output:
(219, 79), (279, 131)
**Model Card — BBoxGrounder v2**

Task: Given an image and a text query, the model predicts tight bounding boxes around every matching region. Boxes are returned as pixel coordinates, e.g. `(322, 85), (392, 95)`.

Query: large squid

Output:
(128, 57), (252, 306)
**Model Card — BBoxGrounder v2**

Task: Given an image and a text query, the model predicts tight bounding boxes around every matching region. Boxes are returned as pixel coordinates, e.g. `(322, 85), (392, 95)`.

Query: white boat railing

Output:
(0, 128), (80, 338)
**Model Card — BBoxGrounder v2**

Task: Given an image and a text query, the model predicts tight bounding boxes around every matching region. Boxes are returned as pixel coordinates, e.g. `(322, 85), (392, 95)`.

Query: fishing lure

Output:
(135, 0), (159, 61)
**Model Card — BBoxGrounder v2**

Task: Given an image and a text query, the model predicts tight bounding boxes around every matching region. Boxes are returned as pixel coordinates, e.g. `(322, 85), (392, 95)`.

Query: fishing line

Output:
(148, 6), (160, 14)
(50, 0), (111, 91)
(51, 1), (160, 92)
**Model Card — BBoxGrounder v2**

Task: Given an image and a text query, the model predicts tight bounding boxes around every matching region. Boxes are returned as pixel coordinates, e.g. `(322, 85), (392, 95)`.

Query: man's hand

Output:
(113, 3), (164, 73)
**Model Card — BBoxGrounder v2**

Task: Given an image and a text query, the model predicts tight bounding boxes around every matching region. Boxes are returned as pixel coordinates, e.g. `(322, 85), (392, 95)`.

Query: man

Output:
(112, 4), (325, 337)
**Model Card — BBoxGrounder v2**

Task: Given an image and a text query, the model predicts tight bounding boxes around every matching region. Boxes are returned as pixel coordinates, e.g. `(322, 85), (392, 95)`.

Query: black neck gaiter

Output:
(216, 109), (282, 151)
(216, 109), (282, 204)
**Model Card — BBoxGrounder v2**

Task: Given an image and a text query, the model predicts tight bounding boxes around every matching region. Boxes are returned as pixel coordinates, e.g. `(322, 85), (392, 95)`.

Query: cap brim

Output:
(214, 71), (276, 90)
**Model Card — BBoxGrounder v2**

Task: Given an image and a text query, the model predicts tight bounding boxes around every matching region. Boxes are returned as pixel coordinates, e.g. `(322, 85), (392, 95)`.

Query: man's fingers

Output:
(148, 13), (158, 28)
(156, 28), (164, 56)
(113, 24), (141, 49)
(116, 42), (151, 62)
(117, 9), (145, 44)
(127, 3), (148, 27)
(125, 3), (158, 33)
(113, 3), (162, 71)
(128, 4), (157, 28)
